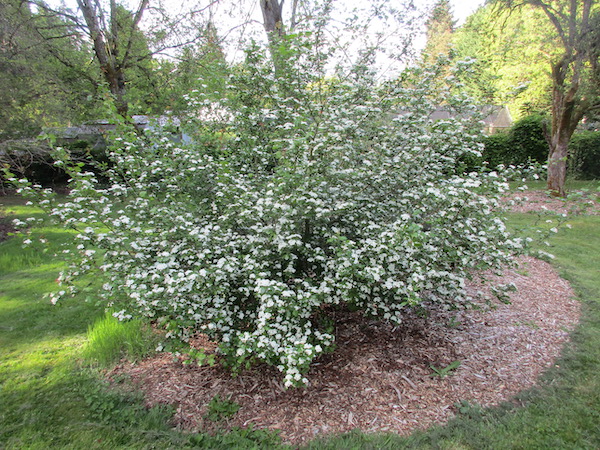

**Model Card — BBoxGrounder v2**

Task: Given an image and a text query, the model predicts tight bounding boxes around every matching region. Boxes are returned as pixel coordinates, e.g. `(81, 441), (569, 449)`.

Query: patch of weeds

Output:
(414, 305), (429, 318)
(430, 360), (461, 379)
(188, 425), (284, 448)
(205, 395), (241, 422)
(184, 347), (216, 367)
(446, 316), (461, 328)
(454, 400), (484, 419)
(491, 282), (517, 304)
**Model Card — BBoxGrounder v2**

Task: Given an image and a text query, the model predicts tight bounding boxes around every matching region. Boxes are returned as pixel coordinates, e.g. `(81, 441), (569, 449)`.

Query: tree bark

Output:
(546, 49), (585, 196)
(76, 0), (125, 116)
(260, 0), (285, 39)
(534, 0), (596, 197)
(76, 0), (149, 118)
(259, 0), (286, 72)
(547, 131), (570, 196)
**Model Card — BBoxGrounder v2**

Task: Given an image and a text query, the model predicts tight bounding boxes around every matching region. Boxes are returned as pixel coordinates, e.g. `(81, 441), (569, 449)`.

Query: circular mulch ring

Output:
(503, 190), (600, 215)
(109, 255), (580, 445)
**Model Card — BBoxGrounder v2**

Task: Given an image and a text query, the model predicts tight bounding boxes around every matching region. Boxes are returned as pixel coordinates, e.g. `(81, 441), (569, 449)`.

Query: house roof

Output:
(400, 105), (513, 130)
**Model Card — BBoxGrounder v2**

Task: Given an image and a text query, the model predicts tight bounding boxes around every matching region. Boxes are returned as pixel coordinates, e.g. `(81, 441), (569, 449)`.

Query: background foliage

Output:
(8, 43), (528, 387)
(568, 131), (600, 180)
(481, 115), (549, 168)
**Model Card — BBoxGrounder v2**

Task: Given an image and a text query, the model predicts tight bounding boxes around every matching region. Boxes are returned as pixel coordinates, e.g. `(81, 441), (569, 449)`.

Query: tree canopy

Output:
(0, 0), (99, 139)
(422, 0), (455, 66)
(491, 0), (600, 195)
(452, 2), (559, 118)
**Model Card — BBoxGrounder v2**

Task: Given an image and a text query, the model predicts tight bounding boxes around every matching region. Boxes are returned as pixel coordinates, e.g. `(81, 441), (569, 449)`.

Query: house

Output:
(45, 115), (191, 150)
(399, 105), (513, 135)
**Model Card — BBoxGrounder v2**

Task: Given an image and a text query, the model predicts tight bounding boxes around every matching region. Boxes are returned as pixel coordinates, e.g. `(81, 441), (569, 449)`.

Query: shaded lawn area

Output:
(0, 200), (279, 449)
(1, 195), (600, 449)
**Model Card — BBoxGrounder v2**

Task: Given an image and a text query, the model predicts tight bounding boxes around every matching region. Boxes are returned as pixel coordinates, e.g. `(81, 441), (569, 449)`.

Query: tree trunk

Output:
(77, 0), (149, 118)
(259, 0), (286, 72)
(546, 131), (570, 197)
(260, 0), (284, 39)
(106, 67), (129, 117)
(545, 54), (583, 197)
(77, 0), (128, 117)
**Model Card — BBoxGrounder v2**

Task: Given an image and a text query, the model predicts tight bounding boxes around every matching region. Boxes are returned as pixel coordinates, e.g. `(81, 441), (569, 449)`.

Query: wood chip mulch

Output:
(503, 189), (600, 215)
(109, 255), (580, 445)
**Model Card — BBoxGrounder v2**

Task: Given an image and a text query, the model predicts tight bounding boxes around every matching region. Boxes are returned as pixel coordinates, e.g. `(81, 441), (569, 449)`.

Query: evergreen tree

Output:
(453, 4), (557, 118)
(422, 0), (455, 65)
(154, 20), (229, 115)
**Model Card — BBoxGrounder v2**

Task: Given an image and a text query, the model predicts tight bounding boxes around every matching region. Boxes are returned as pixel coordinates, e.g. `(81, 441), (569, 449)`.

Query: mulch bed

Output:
(109, 256), (580, 444)
(503, 189), (600, 215)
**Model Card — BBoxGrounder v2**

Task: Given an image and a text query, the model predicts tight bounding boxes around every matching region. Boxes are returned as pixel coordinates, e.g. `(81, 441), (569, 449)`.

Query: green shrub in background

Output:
(568, 131), (600, 180)
(479, 114), (599, 180)
(508, 114), (548, 164)
(481, 114), (548, 168)
(481, 132), (512, 168)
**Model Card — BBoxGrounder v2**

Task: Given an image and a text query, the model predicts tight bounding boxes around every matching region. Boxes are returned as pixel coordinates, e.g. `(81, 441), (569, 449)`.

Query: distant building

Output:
(399, 105), (513, 135)
(46, 115), (191, 150)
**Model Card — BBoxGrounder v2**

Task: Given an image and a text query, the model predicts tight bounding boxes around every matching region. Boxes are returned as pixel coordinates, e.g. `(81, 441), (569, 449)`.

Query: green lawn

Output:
(1, 195), (599, 449)
(0, 199), (282, 449)
(509, 178), (600, 193)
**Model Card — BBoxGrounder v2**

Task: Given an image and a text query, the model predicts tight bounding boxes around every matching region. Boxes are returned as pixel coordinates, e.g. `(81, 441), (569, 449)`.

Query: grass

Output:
(82, 311), (160, 367)
(509, 178), (600, 192)
(2, 193), (600, 449)
(0, 197), (283, 449)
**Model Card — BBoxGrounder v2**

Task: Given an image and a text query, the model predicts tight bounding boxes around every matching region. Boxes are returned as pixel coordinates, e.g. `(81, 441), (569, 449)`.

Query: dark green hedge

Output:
(479, 114), (599, 180)
(481, 114), (548, 167)
(569, 131), (600, 179)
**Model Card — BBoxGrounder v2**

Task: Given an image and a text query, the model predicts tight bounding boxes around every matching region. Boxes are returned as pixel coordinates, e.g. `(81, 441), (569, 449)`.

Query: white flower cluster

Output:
(12, 45), (525, 387)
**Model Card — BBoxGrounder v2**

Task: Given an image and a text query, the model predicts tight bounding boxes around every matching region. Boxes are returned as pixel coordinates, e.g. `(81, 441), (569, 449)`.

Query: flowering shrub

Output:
(496, 161), (547, 181)
(8, 43), (525, 387)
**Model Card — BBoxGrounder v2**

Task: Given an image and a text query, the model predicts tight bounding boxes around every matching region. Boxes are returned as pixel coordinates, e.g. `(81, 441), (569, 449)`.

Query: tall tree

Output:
(422, 0), (455, 65)
(0, 0), (98, 139)
(258, 0), (299, 71)
(453, 4), (557, 116)
(75, 0), (150, 116)
(495, 0), (600, 196)
(260, 0), (286, 38)
(22, 0), (215, 119)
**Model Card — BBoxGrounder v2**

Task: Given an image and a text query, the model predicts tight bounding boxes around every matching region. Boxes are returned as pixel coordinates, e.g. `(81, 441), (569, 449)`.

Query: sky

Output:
(47, 0), (486, 30)
(450, 0), (486, 25)
(44, 0), (487, 72)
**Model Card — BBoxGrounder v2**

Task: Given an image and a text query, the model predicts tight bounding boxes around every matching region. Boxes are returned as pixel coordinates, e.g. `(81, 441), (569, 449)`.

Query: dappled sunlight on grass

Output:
(1, 336), (85, 383)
